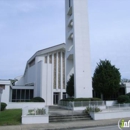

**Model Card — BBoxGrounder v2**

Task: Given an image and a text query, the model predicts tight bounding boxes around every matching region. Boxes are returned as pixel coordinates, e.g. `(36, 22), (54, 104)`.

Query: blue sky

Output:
(0, 0), (130, 79)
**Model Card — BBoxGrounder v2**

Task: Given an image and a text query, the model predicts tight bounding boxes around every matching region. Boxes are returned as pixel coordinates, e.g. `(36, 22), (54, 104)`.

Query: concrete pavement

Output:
(0, 117), (130, 130)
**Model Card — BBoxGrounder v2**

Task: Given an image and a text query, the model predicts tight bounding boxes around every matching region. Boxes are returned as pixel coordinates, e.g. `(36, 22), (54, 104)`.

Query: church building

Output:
(0, 0), (93, 106)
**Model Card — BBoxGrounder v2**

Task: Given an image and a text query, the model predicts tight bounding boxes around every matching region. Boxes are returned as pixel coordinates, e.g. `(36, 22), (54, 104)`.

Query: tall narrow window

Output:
(45, 56), (47, 63)
(62, 52), (65, 89)
(58, 52), (61, 89)
(53, 53), (56, 89)
(49, 55), (52, 64)
(69, 0), (71, 7)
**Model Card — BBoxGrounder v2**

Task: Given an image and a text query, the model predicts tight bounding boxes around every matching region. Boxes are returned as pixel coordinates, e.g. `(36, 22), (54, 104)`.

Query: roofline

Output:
(23, 43), (66, 76)
(0, 80), (11, 85)
(37, 43), (65, 54)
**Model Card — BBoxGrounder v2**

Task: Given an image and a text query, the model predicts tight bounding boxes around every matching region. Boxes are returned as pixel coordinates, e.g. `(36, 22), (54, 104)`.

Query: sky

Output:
(0, 0), (130, 79)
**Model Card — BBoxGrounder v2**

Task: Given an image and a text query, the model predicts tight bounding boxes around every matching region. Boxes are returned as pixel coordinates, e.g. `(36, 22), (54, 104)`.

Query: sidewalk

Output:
(0, 117), (129, 130)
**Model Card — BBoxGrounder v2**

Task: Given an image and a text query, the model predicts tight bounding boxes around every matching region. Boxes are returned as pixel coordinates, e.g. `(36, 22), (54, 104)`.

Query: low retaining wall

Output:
(7, 102), (45, 109)
(89, 110), (130, 120)
(22, 115), (49, 124)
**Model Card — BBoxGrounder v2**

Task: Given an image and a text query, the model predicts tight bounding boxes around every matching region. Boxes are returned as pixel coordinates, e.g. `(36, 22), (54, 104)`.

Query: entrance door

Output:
(63, 92), (66, 99)
(53, 92), (59, 105)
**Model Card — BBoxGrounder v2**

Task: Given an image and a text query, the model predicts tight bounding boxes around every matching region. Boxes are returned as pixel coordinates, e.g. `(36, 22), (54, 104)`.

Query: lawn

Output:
(0, 109), (22, 125)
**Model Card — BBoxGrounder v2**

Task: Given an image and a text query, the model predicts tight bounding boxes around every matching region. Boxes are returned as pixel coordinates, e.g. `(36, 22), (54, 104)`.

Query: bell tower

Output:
(65, 0), (92, 98)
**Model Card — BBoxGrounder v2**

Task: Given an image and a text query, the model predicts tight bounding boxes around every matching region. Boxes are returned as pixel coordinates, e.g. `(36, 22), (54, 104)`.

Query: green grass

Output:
(0, 109), (22, 126)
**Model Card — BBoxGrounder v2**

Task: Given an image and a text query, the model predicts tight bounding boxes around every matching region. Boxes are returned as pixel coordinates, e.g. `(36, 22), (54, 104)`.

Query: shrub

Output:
(90, 98), (102, 101)
(117, 95), (129, 103)
(74, 98), (91, 101)
(60, 98), (102, 102)
(86, 107), (93, 112)
(0, 102), (7, 111)
(126, 92), (130, 99)
(60, 98), (74, 101)
(66, 74), (74, 97)
(85, 106), (101, 113)
(95, 107), (100, 112)
(29, 97), (45, 102)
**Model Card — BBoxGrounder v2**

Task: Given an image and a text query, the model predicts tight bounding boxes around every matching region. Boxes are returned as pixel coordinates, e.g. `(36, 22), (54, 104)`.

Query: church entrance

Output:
(53, 92), (59, 105)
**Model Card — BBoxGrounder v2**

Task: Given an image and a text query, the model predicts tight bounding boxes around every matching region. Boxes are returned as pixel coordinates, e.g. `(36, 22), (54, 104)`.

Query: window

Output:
(58, 52), (61, 89)
(62, 52), (65, 89)
(53, 53), (57, 89)
(30, 90), (33, 99)
(63, 93), (66, 99)
(45, 56), (47, 63)
(12, 89), (34, 102)
(67, 0), (72, 16)
(49, 55), (52, 64)
(12, 89), (16, 102)
(17, 90), (20, 100)
(26, 90), (29, 99)
(21, 90), (25, 102)
(69, 0), (71, 7)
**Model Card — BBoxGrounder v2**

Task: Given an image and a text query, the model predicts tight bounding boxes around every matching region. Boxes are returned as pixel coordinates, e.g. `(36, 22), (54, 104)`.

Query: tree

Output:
(9, 79), (18, 86)
(92, 60), (121, 98)
(66, 74), (74, 97)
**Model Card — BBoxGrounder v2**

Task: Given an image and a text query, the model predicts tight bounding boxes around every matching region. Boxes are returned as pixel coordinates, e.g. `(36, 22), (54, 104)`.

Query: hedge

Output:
(117, 95), (129, 104)
(0, 102), (7, 111)
(29, 97), (45, 102)
(60, 98), (102, 101)
(126, 92), (130, 99)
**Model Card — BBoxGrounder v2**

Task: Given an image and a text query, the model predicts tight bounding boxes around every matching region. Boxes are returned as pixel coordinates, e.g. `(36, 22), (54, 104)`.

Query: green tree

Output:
(93, 60), (121, 98)
(9, 79), (18, 86)
(66, 74), (74, 97)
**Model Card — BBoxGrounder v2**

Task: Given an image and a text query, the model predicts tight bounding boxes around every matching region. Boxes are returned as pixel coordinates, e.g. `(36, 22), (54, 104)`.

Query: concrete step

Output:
(50, 115), (90, 118)
(49, 118), (91, 122)
(49, 114), (92, 122)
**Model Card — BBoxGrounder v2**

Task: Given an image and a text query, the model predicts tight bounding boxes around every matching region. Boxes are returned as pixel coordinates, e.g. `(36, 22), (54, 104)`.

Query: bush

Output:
(0, 102), (7, 111)
(90, 98), (102, 101)
(126, 92), (130, 99)
(66, 74), (74, 97)
(60, 98), (74, 101)
(85, 106), (101, 113)
(60, 98), (102, 101)
(95, 107), (101, 112)
(117, 95), (129, 103)
(74, 98), (91, 101)
(29, 97), (45, 102)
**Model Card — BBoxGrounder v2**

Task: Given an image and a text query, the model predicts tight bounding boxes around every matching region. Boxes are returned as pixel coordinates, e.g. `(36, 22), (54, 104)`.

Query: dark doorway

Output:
(63, 92), (66, 99)
(53, 92), (59, 105)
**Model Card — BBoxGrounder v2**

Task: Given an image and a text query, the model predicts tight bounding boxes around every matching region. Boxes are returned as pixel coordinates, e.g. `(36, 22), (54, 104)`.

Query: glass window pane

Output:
(21, 90), (25, 100)
(17, 90), (20, 100)
(30, 90), (33, 99)
(26, 90), (29, 99)
(12, 90), (16, 99)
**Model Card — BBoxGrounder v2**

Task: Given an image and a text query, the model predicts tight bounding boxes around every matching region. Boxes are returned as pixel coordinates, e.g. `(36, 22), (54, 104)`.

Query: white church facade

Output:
(0, 0), (93, 106)
(18, 43), (66, 105)
(0, 44), (66, 105)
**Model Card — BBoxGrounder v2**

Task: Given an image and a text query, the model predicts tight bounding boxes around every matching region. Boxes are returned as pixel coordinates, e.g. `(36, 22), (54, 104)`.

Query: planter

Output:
(22, 115), (49, 124)
(89, 110), (130, 120)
